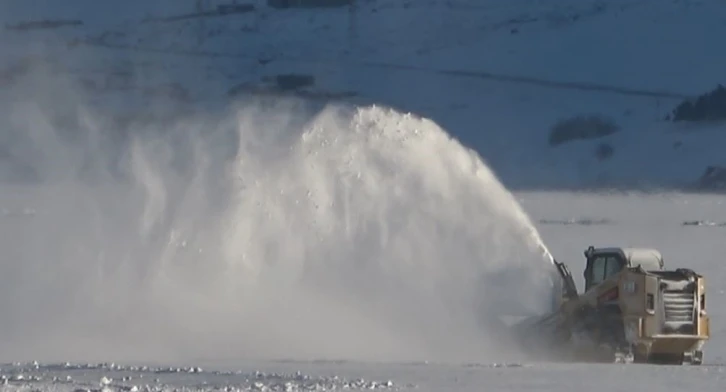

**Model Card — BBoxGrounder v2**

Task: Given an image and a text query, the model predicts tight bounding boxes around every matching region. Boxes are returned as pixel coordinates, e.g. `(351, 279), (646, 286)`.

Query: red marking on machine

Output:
(598, 286), (619, 303)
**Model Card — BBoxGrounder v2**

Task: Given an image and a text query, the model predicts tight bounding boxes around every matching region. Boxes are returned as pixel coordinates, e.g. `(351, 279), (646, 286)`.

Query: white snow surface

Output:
(1, 0), (726, 391)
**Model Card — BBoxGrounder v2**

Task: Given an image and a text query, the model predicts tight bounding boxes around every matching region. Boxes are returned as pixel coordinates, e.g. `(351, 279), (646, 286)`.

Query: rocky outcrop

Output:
(548, 114), (619, 146)
(670, 85), (726, 123)
(268, 0), (351, 9)
(696, 165), (726, 190)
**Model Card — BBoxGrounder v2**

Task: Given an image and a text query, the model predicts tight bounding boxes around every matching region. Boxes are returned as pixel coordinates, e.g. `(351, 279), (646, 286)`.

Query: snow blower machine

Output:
(513, 246), (710, 365)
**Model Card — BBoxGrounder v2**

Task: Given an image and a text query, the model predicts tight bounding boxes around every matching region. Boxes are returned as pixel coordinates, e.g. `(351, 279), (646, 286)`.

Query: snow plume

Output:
(0, 66), (556, 365)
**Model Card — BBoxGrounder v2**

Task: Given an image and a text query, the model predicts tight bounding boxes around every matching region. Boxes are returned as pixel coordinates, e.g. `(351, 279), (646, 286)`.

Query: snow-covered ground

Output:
(1, 0), (726, 391)
(2, 356), (726, 392)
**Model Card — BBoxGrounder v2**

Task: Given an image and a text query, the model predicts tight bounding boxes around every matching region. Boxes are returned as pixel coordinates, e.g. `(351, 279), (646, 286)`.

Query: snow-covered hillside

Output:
(1, 0), (724, 189)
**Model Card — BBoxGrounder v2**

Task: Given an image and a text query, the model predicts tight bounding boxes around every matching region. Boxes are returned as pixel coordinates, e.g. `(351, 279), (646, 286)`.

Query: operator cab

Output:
(582, 246), (665, 292)
(583, 246), (625, 292)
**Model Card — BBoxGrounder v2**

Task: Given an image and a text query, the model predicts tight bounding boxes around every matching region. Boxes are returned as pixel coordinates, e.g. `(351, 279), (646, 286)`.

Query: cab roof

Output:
(589, 246), (664, 271)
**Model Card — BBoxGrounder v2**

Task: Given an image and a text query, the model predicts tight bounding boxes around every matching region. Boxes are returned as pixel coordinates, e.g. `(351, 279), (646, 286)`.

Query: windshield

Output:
(588, 255), (623, 288)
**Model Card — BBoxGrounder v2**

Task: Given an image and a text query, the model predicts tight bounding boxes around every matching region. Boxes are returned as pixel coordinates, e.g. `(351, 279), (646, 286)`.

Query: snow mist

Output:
(0, 69), (556, 365)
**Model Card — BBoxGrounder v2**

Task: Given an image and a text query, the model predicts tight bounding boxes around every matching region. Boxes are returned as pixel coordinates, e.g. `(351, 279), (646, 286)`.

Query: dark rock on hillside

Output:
(548, 114), (619, 146)
(670, 85), (726, 123)
(595, 142), (614, 161)
(268, 0), (351, 9)
(696, 165), (726, 190)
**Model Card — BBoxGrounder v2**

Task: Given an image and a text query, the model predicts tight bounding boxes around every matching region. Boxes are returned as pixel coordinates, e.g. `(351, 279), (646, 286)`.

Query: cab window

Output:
(587, 255), (623, 289)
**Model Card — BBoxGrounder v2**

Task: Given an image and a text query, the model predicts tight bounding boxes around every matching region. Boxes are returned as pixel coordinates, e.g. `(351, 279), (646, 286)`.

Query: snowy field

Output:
(6, 191), (726, 392)
(1, 0), (726, 391)
(2, 356), (726, 392)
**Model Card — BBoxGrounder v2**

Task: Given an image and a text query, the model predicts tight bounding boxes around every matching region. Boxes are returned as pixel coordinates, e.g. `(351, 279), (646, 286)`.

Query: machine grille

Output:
(663, 290), (695, 323)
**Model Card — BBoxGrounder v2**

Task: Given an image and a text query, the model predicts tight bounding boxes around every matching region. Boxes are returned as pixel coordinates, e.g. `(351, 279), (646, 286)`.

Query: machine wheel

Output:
(685, 350), (703, 365)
